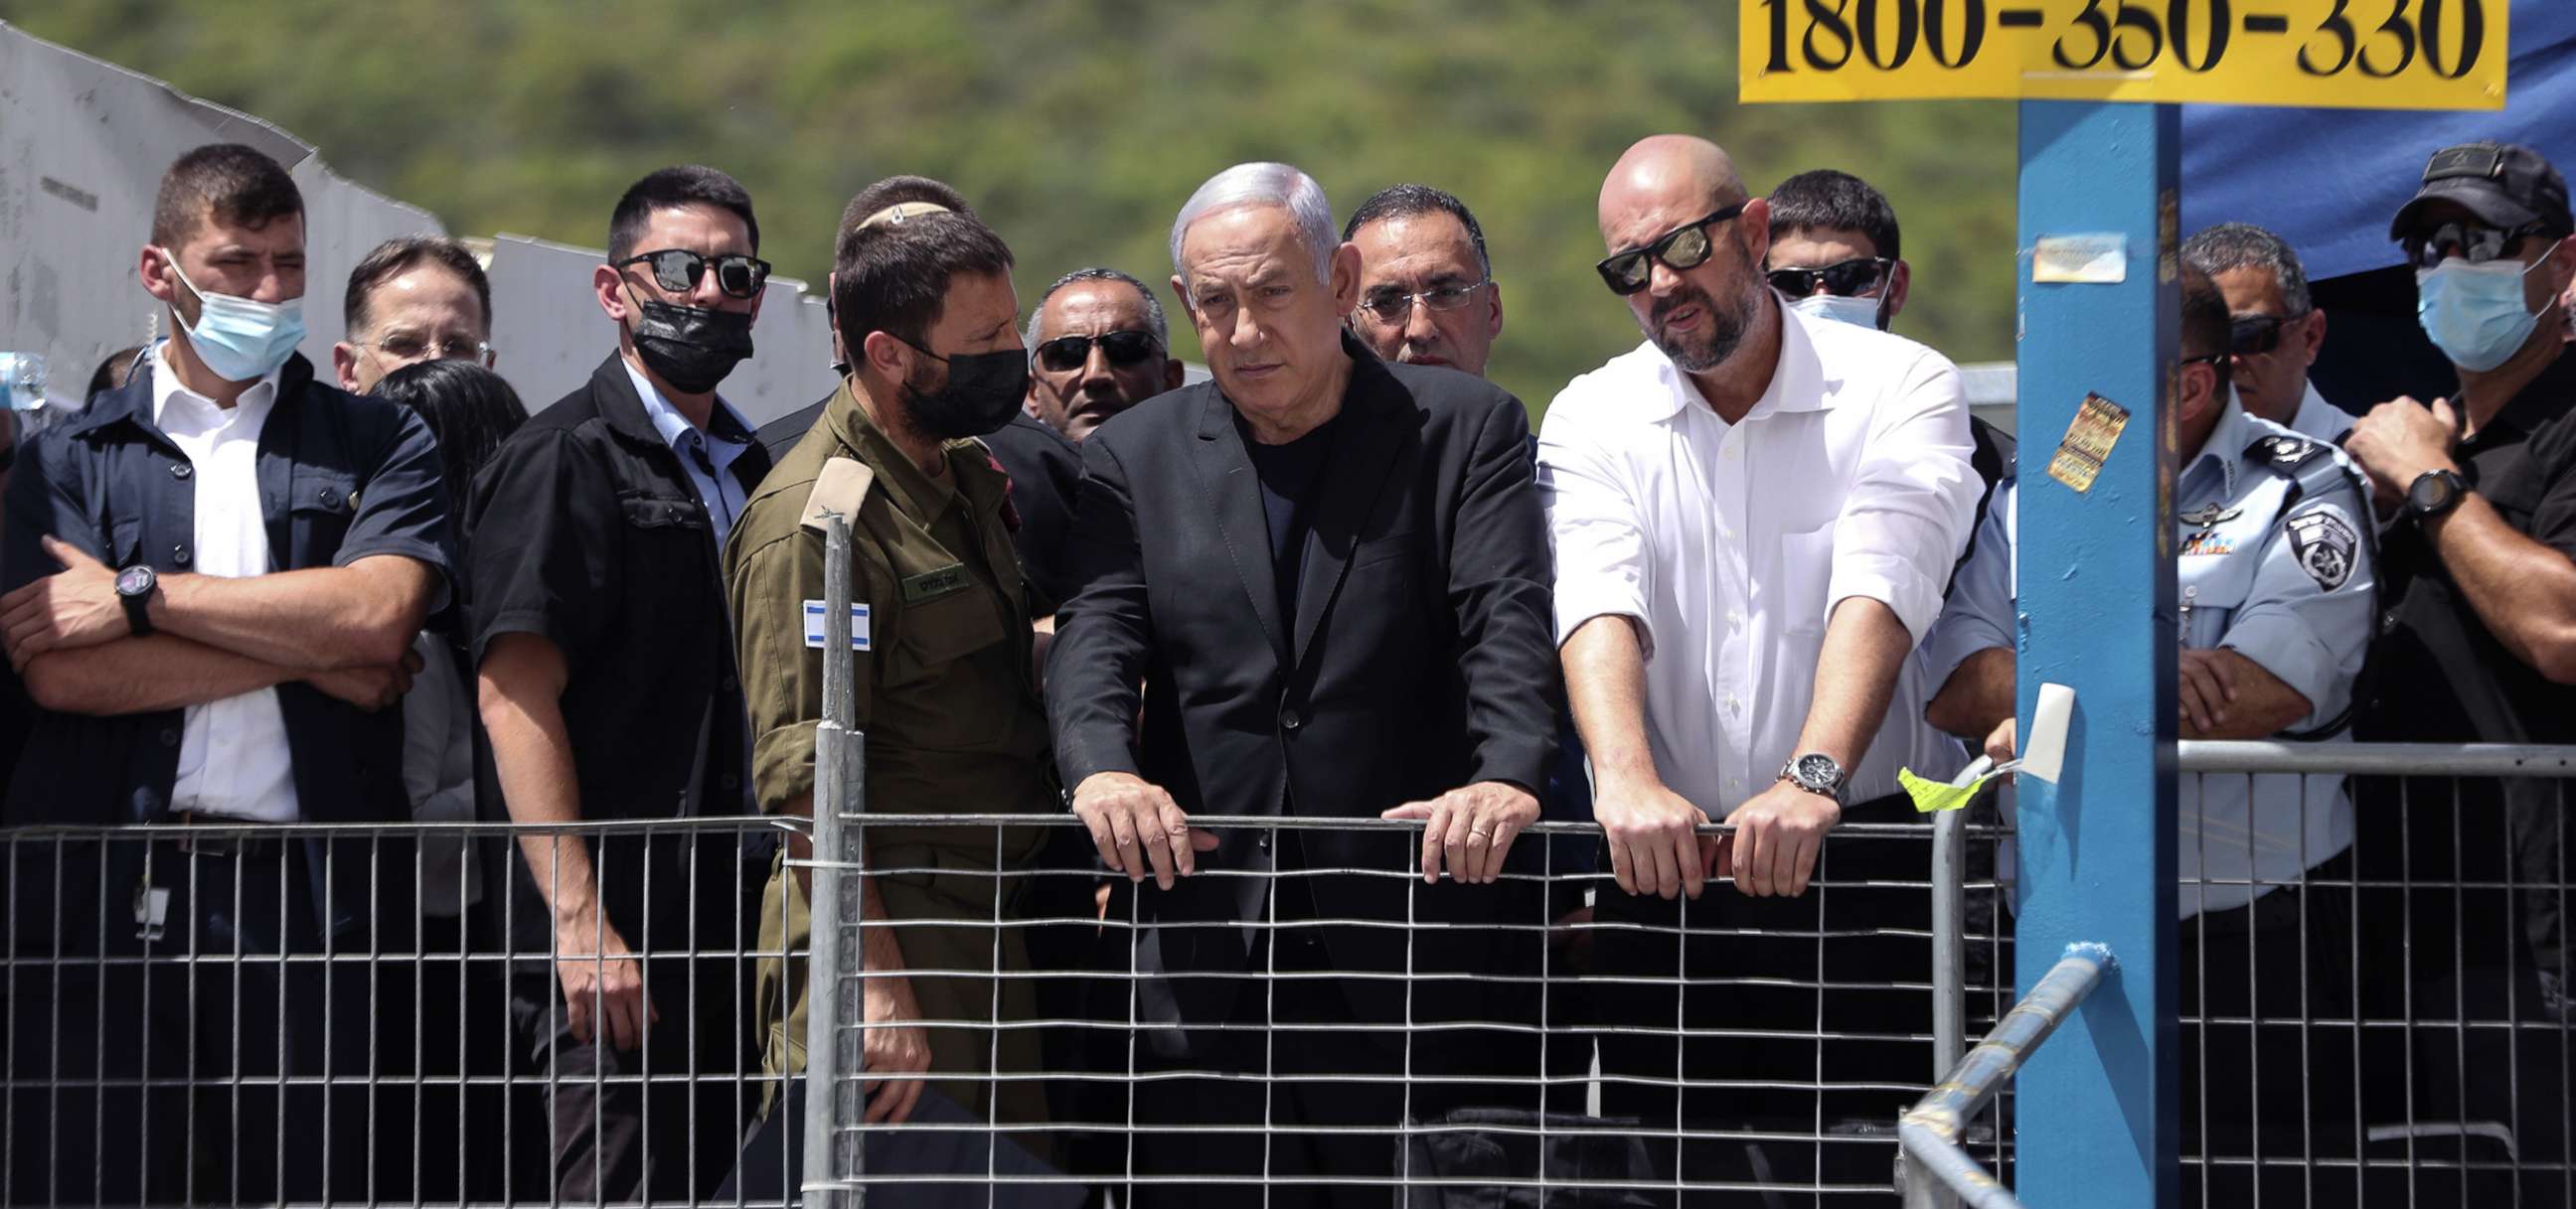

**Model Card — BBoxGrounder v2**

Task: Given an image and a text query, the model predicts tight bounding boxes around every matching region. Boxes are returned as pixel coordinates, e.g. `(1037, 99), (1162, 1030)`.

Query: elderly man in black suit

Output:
(1045, 161), (1560, 1205)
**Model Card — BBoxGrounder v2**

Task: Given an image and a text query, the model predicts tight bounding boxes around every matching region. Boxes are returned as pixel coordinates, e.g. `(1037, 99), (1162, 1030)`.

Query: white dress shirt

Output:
(1538, 301), (1980, 815)
(152, 340), (299, 823)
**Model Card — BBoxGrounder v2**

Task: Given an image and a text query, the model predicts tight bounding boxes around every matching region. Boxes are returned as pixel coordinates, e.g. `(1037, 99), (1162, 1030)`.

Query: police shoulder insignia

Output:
(2286, 510), (2358, 591)
(2248, 434), (2319, 467)
(799, 457), (877, 534)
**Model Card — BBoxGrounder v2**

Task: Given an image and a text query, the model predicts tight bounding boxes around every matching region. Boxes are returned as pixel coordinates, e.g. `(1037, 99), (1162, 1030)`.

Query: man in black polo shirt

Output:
(2346, 141), (2576, 1196)
(0, 143), (450, 1205)
(467, 165), (775, 1204)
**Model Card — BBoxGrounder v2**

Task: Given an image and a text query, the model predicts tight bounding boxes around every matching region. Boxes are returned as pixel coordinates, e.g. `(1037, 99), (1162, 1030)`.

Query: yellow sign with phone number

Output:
(1740, 0), (2505, 110)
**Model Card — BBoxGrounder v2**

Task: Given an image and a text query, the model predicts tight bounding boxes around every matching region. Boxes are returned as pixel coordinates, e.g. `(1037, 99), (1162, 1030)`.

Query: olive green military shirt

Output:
(724, 378), (1055, 855)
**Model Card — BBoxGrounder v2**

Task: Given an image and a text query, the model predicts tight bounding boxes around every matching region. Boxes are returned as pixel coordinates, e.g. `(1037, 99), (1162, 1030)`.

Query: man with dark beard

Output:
(1537, 135), (1978, 1203)
(725, 201), (1056, 1158)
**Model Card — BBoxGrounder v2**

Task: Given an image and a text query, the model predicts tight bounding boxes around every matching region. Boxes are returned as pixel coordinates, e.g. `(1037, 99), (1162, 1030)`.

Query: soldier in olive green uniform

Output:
(723, 201), (1050, 1134)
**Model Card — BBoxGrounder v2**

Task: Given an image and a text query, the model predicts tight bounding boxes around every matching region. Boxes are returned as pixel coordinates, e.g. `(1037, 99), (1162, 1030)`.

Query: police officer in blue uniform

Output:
(1923, 269), (2374, 1207)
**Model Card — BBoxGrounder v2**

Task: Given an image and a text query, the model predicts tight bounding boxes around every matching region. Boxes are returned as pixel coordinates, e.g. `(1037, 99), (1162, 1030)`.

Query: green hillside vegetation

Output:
(6, 0), (2019, 411)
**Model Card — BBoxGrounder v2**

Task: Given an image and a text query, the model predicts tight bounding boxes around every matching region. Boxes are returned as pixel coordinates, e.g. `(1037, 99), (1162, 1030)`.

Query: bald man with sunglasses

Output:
(1537, 134), (1979, 1199)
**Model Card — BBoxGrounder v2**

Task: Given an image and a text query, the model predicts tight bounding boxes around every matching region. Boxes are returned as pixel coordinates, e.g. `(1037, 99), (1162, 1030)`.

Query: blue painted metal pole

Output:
(2012, 100), (2179, 1209)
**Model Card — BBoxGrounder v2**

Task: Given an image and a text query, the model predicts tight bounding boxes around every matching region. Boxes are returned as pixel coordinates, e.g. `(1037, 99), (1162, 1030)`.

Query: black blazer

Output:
(1047, 339), (1557, 1010)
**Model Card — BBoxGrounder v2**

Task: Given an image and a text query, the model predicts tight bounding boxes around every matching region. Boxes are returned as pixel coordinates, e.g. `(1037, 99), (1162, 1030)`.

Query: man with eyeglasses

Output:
(2342, 142), (2576, 1195)
(464, 165), (776, 1205)
(1343, 184), (1504, 377)
(2181, 224), (2353, 443)
(331, 234), (495, 394)
(1538, 135), (1979, 1199)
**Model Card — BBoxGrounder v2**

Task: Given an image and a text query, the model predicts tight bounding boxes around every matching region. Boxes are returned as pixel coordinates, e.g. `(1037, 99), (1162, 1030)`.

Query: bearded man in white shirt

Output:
(1537, 134), (1979, 1202)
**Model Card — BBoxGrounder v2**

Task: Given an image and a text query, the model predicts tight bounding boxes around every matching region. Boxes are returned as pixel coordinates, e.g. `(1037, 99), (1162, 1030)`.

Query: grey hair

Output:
(2181, 223), (2315, 317)
(1023, 267), (1170, 354)
(1169, 162), (1337, 290)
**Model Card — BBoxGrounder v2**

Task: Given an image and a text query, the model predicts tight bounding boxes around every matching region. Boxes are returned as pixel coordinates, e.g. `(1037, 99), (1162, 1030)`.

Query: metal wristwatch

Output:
(1777, 751), (1849, 804)
(114, 564), (158, 637)
(2405, 469), (2469, 521)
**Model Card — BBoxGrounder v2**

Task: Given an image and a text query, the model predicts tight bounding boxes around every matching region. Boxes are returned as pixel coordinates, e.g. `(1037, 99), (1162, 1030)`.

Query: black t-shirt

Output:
(1236, 409), (1340, 632)
(2360, 351), (2576, 746)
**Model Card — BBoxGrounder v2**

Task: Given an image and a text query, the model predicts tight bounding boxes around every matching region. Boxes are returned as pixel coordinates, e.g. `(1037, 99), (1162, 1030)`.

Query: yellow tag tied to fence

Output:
(1900, 765), (2011, 814)
(1740, 0), (2507, 111)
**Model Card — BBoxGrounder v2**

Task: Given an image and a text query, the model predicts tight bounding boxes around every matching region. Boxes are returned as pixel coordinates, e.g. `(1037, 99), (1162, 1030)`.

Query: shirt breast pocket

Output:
(879, 586), (1012, 746)
(288, 471), (360, 562)
(2179, 541), (2261, 648)
(1778, 524), (1840, 636)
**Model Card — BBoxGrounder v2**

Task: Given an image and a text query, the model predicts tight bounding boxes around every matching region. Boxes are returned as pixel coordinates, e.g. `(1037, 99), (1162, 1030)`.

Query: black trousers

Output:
(2176, 858), (2360, 1208)
(5, 833), (414, 1206)
(504, 828), (774, 1204)
(1590, 795), (1932, 1209)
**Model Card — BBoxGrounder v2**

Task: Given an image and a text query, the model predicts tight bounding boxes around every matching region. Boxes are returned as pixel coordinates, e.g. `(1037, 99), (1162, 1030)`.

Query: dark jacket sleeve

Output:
(464, 427), (620, 671)
(342, 405), (456, 613)
(1447, 393), (1558, 795)
(2, 429), (100, 594)
(1044, 431), (1153, 790)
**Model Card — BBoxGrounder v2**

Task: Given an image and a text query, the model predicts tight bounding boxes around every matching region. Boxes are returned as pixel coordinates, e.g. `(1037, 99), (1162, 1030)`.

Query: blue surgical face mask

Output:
(1789, 290), (1889, 332)
(2415, 238), (2562, 373)
(158, 247), (307, 382)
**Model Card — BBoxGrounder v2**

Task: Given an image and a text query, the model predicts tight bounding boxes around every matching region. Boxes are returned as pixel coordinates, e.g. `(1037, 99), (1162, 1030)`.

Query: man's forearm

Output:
(1561, 615), (1663, 791)
(781, 791), (907, 976)
(479, 675), (600, 921)
(2184, 649), (2315, 741)
(1790, 597), (1912, 769)
(21, 635), (296, 716)
(2431, 497), (2576, 680)
(1926, 647), (2014, 742)
(154, 557), (429, 672)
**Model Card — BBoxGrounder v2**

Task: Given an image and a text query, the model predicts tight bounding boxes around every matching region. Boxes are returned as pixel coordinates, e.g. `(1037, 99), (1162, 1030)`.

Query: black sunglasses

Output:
(2401, 220), (2554, 270)
(2228, 314), (2300, 357)
(615, 248), (773, 299)
(2181, 352), (2230, 375)
(1034, 330), (1163, 373)
(1766, 256), (1893, 299)
(1596, 202), (1749, 295)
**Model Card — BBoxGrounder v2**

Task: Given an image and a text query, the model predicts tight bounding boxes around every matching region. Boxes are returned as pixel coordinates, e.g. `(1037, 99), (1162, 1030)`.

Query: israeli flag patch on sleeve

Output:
(802, 601), (872, 651)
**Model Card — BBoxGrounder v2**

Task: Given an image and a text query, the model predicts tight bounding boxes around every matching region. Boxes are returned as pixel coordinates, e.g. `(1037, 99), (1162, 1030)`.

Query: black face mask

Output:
(898, 340), (1031, 439)
(630, 296), (755, 394)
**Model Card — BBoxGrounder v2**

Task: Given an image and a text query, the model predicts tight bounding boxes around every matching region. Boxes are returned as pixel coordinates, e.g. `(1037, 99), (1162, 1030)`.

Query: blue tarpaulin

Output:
(2181, 0), (2576, 282)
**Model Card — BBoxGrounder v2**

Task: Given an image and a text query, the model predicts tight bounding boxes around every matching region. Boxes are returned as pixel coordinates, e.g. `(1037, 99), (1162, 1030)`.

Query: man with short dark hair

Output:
(727, 198), (1056, 1159)
(1342, 184), (1504, 377)
(332, 234), (495, 393)
(2182, 223), (2352, 441)
(466, 164), (775, 1205)
(1764, 168), (1910, 331)
(1, 142), (450, 1205)
(1048, 160), (1559, 1202)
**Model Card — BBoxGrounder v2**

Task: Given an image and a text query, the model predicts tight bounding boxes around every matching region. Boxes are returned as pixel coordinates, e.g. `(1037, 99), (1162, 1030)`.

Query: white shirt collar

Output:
(149, 339), (278, 434)
(1646, 292), (1846, 424)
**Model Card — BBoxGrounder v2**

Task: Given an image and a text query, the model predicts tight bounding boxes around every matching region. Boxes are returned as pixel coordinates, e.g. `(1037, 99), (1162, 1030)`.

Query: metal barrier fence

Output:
(0, 816), (808, 1208)
(789, 808), (2018, 1207)
(2165, 741), (2576, 1208)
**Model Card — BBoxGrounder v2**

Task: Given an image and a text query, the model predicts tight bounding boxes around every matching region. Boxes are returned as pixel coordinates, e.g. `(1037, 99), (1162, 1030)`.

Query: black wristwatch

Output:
(2406, 469), (2470, 521)
(114, 564), (158, 637)
(1778, 752), (1849, 804)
